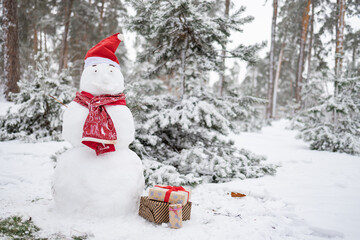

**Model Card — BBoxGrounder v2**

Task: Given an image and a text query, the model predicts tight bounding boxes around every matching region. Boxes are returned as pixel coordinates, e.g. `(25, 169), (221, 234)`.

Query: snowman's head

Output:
(80, 33), (125, 96)
(80, 63), (124, 96)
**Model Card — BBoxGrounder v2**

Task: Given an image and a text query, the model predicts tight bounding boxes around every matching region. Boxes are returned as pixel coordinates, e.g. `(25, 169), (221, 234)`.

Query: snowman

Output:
(53, 33), (144, 217)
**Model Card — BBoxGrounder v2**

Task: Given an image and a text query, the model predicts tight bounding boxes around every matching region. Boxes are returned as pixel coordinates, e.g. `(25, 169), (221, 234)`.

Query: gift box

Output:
(169, 203), (182, 229)
(138, 196), (192, 224)
(148, 185), (191, 206)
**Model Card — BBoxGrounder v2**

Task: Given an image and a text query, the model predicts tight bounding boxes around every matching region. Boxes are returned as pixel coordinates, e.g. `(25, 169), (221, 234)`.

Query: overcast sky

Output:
(226, 0), (272, 84)
(231, 1), (272, 54)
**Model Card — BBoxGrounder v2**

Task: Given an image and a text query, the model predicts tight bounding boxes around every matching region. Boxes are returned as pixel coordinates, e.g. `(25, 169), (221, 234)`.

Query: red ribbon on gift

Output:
(154, 185), (190, 203)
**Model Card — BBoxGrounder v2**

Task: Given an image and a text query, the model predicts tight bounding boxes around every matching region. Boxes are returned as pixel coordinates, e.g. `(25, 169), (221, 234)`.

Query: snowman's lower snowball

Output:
(53, 147), (144, 217)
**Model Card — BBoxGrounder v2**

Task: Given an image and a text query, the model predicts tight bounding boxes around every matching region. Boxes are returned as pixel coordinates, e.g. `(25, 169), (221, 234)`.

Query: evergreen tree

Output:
(67, 0), (129, 87)
(240, 59), (268, 100)
(123, 0), (276, 187)
(0, 53), (75, 141)
(292, 73), (360, 155)
(17, 0), (57, 73)
(291, 0), (360, 155)
(2, 0), (20, 100)
(0, 1), (4, 91)
(127, 82), (276, 186)
(126, 0), (261, 98)
(345, 28), (360, 75)
(214, 61), (267, 132)
(241, 0), (332, 116)
(300, 73), (326, 110)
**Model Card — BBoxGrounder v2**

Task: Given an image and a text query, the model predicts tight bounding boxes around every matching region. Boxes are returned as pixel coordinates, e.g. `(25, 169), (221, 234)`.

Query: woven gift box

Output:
(138, 196), (192, 224)
(148, 185), (191, 206)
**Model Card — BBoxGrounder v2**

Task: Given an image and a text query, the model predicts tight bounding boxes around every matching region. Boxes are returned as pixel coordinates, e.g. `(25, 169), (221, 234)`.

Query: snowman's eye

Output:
(95, 70), (97, 72)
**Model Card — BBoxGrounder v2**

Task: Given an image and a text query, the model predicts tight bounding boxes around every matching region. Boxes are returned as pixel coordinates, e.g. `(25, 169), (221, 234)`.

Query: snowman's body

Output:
(53, 62), (144, 217)
(62, 102), (135, 149)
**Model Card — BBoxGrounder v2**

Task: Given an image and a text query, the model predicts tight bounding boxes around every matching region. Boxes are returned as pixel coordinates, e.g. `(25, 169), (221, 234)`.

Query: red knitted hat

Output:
(84, 33), (124, 69)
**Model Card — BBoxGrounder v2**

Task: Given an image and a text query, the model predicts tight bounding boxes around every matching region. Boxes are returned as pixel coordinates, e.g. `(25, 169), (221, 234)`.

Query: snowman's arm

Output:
(117, 109), (135, 146)
(108, 106), (135, 148)
(62, 101), (88, 147)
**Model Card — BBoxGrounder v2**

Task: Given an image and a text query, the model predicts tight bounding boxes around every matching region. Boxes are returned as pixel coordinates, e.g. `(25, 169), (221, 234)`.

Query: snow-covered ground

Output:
(1, 120), (360, 240)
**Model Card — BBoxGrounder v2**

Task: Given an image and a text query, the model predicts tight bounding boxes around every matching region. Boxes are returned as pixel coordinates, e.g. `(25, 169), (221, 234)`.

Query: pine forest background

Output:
(0, 0), (359, 186)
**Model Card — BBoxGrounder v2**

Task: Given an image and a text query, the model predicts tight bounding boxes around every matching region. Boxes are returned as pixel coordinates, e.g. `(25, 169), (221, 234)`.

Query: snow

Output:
(0, 101), (13, 115)
(1, 119), (360, 239)
(233, 120), (360, 239)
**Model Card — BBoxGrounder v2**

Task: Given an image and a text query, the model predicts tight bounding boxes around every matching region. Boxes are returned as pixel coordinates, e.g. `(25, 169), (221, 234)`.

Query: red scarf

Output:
(73, 91), (126, 155)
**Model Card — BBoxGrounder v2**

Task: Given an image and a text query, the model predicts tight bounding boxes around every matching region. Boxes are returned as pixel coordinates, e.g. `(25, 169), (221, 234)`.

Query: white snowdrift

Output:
(0, 120), (359, 240)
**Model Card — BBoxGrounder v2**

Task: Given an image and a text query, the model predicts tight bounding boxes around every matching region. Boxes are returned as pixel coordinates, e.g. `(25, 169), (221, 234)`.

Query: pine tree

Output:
(291, 0), (360, 155)
(126, 0), (261, 98)
(292, 72), (360, 155)
(59, 0), (75, 72)
(218, 0), (230, 97)
(242, 0), (331, 116)
(0, 53), (76, 141)
(17, 0), (57, 70)
(127, 82), (276, 186)
(0, 1), (4, 90)
(266, 0), (278, 119)
(124, 10), (276, 186)
(66, 0), (129, 87)
(241, 59), (268, 100)
(214, 61), (267, 132)
(2, 0), (20, 100)
(295, 0), (311, 105)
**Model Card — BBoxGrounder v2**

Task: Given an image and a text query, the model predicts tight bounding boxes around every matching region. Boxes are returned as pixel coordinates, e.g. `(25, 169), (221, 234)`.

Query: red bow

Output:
(73, 91), (126, 155)
(154, 185), (190, 203)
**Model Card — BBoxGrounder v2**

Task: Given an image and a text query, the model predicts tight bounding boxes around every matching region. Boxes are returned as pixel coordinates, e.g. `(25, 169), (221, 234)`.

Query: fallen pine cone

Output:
(231, 192), (246, 198)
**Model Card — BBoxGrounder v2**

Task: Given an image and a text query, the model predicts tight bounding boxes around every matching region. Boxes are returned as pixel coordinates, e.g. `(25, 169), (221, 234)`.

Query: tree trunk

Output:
(334, 0), (346, 128)
(98, 0), (106, 35)
(44, 33), (48, 53)
(306, 1), (314, 80)
(295, 0), (311, 105)
(272, 42), (285, 118)
(33, 25), (38, 54)
(33, 0), (38, 56)
(59, 0), (74, 72)
(180, 35), (188, 100)
(219, 0), (230, 97)
(3, 0), (20, 100)
(335, 0), (345, 77)
(266, 0), (277, 119)
(39, 30), (43, 52)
